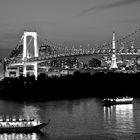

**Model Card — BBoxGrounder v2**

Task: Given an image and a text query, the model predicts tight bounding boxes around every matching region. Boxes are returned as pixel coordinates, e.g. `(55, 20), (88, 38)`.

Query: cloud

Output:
(78, 0), (140, 16)
(119, 19), (140, 23)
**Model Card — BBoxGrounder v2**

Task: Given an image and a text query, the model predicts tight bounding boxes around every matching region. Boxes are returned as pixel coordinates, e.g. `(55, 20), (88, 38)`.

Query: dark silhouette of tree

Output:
(89, 58), (101, 67)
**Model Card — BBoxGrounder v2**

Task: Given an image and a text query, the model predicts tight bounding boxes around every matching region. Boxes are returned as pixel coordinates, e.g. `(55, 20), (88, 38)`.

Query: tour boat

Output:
(0, 116), (50, 133)
(103, 96), (133, 106)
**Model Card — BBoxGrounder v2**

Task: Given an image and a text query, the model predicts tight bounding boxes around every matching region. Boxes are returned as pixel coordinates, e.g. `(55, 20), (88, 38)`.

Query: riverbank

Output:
(0, 71), (139, 101)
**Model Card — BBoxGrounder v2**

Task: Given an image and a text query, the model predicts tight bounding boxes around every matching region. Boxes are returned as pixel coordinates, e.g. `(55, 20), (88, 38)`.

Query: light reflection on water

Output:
(0, 98), (140, 139)
(0, 133), (38, 140)
(22, 105), (40, 120)
(103, 104), (135, 134)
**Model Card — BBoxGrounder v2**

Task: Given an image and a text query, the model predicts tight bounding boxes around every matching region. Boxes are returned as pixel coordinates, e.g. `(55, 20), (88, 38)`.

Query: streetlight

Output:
(131, 41), (134, 49)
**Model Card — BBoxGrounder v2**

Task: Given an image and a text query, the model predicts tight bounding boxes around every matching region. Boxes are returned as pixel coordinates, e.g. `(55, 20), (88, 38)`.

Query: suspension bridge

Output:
(3, 28), (140, 79)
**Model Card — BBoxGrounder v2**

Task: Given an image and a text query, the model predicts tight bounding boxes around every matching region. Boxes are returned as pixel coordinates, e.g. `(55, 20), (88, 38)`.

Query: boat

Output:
(0, 116), (50, 133)
(103, 96), (133, 106)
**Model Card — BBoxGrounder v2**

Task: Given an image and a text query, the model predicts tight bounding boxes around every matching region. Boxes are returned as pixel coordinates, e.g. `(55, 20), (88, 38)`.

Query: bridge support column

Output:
(110, 32), (118, 69)
(23, 32), (27, 60)
(23, 64), (27, 77)
(23, 31), (38, 60)
(22, 31), (39, 79)
(34, 62), (38, 80)
(23, 62), (38, 79)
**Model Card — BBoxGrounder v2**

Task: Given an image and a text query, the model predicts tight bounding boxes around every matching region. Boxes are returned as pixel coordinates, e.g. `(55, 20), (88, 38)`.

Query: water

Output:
(0, 98), (140, 140)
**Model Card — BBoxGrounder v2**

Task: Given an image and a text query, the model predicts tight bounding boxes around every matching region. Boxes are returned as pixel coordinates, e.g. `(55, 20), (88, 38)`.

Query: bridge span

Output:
(3, 28), (140, 79)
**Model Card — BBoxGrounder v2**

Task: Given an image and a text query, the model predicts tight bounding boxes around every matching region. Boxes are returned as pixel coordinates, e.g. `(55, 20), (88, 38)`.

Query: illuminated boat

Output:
(0, 116), (50, 133)
(103, 97), (133, 106)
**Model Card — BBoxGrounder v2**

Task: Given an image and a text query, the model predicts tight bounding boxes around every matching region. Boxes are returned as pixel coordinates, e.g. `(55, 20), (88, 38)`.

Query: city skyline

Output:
(0, 0), (140, 59)
(0, 1), (140, 139)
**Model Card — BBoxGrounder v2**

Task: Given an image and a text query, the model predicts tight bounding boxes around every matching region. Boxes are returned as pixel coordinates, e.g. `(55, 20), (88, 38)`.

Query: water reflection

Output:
(0, 98), (139, 139)
(22, 105), (40, 120)
(103, 104), (135, 134)
(0, 133), (39, 140)
(39, 98), (103, 137)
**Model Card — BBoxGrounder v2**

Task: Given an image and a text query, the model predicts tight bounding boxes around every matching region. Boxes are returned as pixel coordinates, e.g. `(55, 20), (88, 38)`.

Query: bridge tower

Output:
(22, 31), (39, 79)
(110, 32), (118, 69)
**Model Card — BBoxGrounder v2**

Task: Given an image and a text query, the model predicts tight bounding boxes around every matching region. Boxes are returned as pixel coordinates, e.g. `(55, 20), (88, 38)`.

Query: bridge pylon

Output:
(22, 31), (39, 79)
(110, 32), (118, 69)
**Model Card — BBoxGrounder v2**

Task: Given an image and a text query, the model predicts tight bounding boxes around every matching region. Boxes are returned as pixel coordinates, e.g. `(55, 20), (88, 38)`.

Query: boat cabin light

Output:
(6, 116), (10, 121)
(12, 116), (16, 121)
(0, 116), (3, 122)
(19, 115), (23, 121)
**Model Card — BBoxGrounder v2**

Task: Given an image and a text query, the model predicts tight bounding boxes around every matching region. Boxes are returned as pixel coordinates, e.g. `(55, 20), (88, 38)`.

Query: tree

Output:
(89, 58), (101, 67)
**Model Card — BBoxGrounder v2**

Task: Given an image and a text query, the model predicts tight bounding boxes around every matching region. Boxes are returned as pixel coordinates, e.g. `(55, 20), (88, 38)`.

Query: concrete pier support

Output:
(34, 62), (38, 80)
(23, 64), (27, 77)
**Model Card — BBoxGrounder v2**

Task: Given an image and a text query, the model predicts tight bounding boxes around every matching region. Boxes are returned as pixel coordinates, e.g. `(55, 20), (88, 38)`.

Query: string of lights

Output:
(37, 34), (67, 51)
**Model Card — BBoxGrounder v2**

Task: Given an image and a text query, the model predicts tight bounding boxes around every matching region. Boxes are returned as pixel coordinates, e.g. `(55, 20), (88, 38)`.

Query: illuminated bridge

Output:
(4, 28), (140, 79)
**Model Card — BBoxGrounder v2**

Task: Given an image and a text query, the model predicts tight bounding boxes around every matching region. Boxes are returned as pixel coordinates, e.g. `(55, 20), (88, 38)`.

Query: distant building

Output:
(60, 70), (68, 75)
(47, 71), (61, 77)
(137, 57), (140, 65)
(4, 66), (20, 78)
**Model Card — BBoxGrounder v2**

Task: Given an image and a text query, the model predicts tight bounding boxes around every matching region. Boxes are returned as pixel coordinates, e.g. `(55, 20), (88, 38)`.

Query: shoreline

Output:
(0, 71), (139, 101)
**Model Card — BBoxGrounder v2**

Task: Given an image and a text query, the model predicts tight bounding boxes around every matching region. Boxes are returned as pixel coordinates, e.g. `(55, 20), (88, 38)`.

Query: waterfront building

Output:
(4, 66), (20, 78)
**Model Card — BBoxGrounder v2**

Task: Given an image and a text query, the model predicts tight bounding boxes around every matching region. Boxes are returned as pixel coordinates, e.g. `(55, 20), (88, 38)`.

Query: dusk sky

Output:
(0, 0), (140, 59)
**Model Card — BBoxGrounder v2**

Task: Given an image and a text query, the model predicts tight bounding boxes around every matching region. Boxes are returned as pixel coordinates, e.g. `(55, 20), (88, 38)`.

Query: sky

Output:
(0, 0), (140, 59)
